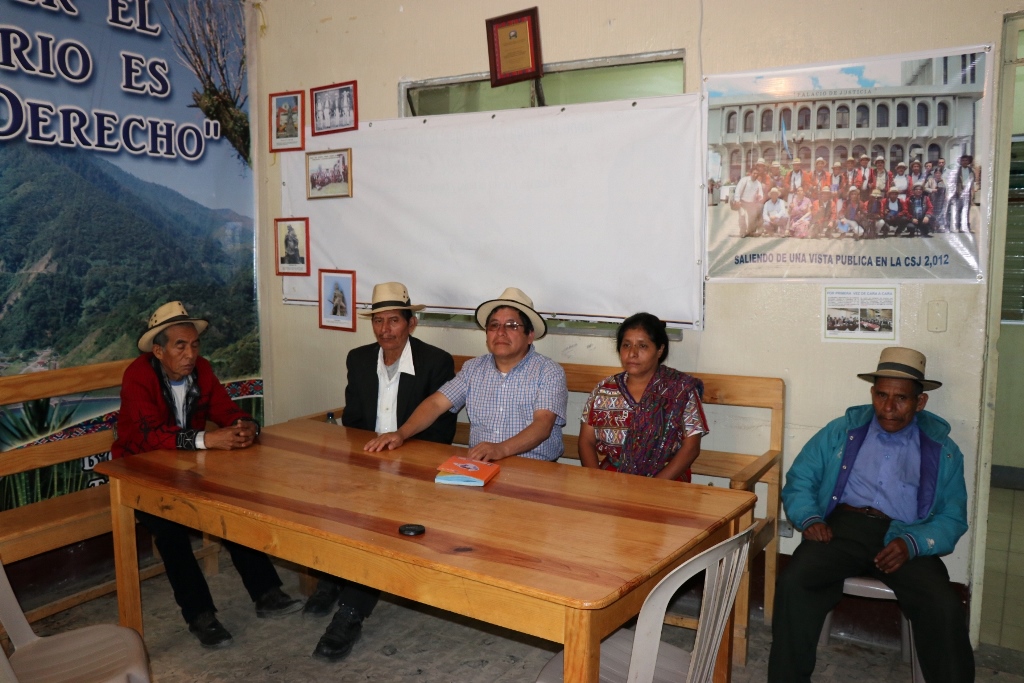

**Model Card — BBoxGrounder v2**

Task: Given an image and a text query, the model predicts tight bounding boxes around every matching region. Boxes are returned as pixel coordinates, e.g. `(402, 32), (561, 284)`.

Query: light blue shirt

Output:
(439, 346), (567, 461)
(841, 415), (921, 523)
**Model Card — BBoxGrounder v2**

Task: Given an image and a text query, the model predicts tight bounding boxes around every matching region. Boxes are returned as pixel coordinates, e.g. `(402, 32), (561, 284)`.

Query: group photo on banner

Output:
(705, 48), (988, 281)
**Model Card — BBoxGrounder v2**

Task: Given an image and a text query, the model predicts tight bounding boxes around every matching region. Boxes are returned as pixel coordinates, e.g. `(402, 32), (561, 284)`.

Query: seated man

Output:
(365, 287), (567, 462)
(768, 347), (973, 683)
(309, 282), (457, 662)
(112, 302), (301, 648)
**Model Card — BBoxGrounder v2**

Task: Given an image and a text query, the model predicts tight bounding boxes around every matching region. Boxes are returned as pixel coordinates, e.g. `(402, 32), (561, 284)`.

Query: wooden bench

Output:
(302, 354), (784, 666)
(0, 360), (219, 640)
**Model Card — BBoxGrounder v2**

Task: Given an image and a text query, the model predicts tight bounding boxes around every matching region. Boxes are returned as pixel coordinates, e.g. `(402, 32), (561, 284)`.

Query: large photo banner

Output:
(705, 48), (988, 281)
(0, 1), (257, 507)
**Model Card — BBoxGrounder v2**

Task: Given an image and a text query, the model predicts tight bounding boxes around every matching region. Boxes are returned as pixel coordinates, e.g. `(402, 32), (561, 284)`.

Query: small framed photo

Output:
(306, 148), (352, 199)
(310, 80), (358, 135)
(268, 90), (305, 152)
(274, 217), (310, 276)
(319, 269), (356, 331)
(485, 7), (543, 88)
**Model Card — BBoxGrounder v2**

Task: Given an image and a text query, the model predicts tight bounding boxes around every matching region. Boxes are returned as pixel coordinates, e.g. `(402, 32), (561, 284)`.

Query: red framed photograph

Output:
(319, 269), (356, 331)
(268, 90), (305, 152)
(274, 217), (310, 276)
(485, 7), (542, 88)
(310, 80), (358, 135)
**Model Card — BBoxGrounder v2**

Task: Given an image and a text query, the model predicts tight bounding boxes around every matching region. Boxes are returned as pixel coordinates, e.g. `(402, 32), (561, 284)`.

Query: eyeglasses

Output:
(486, 320), (523, 333)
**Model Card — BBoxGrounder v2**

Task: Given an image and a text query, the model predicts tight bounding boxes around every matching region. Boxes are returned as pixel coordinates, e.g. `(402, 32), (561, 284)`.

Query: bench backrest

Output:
(0, 360), (131, 477)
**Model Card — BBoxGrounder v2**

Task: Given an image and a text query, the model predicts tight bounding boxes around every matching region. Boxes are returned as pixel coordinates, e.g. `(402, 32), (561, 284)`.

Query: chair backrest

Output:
(628, 526), (754, 683)
(0, 559), (39, 650)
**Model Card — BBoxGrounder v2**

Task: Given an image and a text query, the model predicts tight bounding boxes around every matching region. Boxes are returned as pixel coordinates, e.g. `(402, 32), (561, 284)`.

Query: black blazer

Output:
(341, 336), (457, 444)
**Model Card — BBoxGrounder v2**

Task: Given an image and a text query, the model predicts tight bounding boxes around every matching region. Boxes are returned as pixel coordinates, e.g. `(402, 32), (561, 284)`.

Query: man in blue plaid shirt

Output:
(365, 287), (567, 461)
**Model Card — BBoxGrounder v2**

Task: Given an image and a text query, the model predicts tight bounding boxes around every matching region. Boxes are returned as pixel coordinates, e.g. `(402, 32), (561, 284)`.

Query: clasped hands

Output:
(204, 419), (258, 450)
(803, 522), (910, 573)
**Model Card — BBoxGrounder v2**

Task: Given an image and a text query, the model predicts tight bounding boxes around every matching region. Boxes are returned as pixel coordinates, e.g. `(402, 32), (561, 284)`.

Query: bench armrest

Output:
(729, 449), (782, 490)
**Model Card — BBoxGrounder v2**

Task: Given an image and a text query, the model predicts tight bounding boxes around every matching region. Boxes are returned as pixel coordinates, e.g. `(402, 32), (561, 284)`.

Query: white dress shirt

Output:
(375, 340), (416, 434)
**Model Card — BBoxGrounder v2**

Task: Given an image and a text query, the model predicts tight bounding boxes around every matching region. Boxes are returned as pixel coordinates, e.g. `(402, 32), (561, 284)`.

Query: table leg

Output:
(108, 479), (143, 636)
(563, 608), (600, 683)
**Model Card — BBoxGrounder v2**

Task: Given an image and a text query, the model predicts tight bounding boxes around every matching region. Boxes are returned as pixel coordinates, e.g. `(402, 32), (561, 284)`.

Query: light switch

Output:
(927, 300), (947, 333)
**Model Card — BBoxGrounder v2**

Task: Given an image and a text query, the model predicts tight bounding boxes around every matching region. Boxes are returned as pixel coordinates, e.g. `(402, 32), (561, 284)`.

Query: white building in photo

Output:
(709, 53), (985, 183)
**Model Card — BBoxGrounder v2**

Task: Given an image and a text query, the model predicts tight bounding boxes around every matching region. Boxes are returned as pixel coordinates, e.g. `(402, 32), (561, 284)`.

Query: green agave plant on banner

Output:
(0, 397), (98, 512)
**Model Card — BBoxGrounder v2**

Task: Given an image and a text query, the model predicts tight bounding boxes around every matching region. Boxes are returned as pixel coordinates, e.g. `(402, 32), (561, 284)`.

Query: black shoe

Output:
(312, 604), (363, 662)
(303, 579), (341, 617)
(188, 611), (232, 648)
(255, 587), (303, 618)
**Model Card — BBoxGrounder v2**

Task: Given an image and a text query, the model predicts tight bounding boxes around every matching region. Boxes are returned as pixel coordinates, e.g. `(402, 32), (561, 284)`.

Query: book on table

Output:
(435, 455), (500, 487)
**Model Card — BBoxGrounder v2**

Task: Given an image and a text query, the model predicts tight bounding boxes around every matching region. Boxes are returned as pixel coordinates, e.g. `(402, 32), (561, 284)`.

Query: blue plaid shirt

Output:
(439, 346), (567, 461)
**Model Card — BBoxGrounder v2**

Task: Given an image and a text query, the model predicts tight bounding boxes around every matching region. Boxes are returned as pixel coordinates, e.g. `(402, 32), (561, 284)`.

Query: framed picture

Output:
(306, 148), (352, 199)
(274, 217), (310, 276)
(310, 80), (358, 135)
(485, 7), (543, 88)
(268, 90), (305, 152)
(319, 269), (356, 331)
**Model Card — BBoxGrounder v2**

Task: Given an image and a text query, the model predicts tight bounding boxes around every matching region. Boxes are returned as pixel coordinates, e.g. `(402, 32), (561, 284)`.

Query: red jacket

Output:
(784, 170), (813, 196)
(112, 354), (252, 458)
(868, 168), (892, 194)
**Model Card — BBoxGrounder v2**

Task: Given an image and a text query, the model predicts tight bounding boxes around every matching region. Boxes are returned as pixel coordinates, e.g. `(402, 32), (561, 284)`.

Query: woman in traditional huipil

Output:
(579, 313), (708, 481)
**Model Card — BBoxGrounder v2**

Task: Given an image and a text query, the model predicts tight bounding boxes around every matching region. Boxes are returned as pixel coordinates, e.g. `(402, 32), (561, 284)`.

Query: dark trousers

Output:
(137, 511), (282, 624)
(767, 509), (974, 683)
(313, 571), (380, 618)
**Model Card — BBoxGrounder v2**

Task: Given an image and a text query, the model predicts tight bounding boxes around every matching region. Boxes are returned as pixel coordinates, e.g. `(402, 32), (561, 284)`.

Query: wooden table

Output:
(97, 420), (755, 683)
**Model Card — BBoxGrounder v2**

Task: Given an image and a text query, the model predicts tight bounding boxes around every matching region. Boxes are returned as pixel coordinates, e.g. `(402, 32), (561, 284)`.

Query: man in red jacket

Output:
(112, 302), (302, 648)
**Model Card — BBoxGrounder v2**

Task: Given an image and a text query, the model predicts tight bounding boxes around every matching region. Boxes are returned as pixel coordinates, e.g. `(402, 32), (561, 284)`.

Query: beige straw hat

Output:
(474, 287), (547, 339)
(137, 301), (209, 352)
(857, 347), (942, 391)
(358, 282), (426, 317)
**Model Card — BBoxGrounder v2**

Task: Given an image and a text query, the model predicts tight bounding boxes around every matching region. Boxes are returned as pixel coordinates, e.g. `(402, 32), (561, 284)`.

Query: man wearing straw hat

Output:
(112, 302), (302, 648)
(365, 287), (567, 462)
(308, 282), (456, 661)
(768, 347), (973, 683)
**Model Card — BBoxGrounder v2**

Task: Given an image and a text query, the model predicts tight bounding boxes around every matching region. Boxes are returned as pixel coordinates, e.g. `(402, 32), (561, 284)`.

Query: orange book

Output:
(435, 455), (500, 487)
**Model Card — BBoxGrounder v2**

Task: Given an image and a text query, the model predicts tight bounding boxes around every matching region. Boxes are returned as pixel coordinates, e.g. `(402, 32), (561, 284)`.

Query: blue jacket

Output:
(782, 405), (968, 559)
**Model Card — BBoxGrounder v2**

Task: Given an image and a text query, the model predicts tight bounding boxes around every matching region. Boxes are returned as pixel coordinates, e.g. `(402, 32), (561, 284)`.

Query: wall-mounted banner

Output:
(705, 48), (989, 281)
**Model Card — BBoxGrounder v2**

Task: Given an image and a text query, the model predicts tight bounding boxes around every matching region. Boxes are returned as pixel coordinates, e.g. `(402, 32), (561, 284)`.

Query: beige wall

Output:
(251, 0), (1024, 585)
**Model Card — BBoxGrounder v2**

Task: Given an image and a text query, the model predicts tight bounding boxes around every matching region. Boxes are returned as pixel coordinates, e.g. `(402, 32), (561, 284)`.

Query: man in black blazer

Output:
(310, 282), (456, 663)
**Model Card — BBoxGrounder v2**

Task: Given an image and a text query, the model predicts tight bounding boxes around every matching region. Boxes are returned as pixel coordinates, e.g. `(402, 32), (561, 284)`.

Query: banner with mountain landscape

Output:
(0, 0), (256, 488)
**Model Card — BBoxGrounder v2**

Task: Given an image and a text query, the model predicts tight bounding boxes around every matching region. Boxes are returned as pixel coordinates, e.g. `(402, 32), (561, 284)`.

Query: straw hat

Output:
(358, 282), (425, 318)
(475, 287), (547, 339)
(138, 301), (209, 352)
(857, 347), (941, 391)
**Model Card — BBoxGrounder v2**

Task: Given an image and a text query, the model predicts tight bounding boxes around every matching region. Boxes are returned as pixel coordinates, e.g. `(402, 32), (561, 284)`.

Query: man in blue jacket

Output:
(768, 347), (973, 683)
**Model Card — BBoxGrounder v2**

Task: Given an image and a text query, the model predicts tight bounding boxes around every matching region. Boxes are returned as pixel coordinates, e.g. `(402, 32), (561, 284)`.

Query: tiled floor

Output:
(14, 557), (1024, 682)
(982, 486), (1024, 650)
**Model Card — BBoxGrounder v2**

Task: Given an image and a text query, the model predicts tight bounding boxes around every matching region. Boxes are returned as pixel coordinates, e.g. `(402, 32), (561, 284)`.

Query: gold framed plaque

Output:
(485, 7), (542, 88)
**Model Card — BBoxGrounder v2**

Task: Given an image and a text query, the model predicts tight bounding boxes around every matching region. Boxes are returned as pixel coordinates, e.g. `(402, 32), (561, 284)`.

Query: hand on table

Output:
(364, 432), (404, 452)
(466, 442), (511, 462)
(205, 420), (257, 450)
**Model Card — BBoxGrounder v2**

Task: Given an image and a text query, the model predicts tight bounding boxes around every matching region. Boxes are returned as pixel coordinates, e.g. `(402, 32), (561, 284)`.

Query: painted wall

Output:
(994, 324), (1024, 468)
(250, 0), (1024, 585)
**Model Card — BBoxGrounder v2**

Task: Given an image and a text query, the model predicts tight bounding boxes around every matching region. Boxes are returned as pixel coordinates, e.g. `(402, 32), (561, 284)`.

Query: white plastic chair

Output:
(0, 558), (150, 683)
(818, 576), (924, 683)
(536, 526), (754, 683)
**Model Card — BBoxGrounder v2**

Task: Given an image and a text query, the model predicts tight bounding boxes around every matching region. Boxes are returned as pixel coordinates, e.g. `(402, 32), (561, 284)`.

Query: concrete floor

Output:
(23, 556), (1024, 683)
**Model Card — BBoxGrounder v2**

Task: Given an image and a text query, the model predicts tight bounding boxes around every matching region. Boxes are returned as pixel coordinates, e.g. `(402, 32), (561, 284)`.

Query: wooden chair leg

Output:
(731, 565), (750, 666)
(763, 536), (779, 625)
